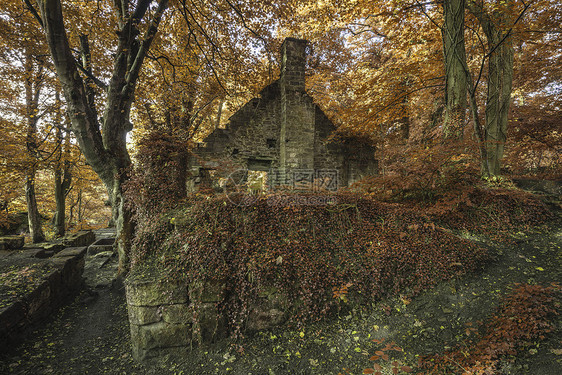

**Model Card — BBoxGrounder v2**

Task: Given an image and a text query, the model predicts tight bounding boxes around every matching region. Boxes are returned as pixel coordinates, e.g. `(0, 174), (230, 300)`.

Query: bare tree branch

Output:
(23, 0), (44, 28)
(124, 0), (168, 96)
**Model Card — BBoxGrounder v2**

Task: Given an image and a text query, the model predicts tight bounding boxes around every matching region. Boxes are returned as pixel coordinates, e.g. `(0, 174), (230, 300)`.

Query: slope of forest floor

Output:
(0, 195), (560, 375)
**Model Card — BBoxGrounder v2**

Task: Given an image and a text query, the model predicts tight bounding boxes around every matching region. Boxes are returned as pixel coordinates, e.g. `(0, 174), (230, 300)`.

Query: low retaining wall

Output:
(63, 230), (96, 248)
(126, 277), (288, 361)
(0, 235), (25, 250)
(21, 230), (96, 256)
(0, 246), (87, 351)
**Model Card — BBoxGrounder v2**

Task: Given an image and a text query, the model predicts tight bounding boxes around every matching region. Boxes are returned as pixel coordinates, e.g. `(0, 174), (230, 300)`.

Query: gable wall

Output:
(191, 38), (377, 189)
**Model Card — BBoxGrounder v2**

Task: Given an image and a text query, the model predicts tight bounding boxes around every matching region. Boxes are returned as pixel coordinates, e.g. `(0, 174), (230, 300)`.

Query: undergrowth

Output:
(353, 173), (552, 241)
(419, 282), (561, 374)
(124, 132), (555, 351)
(129, 191), (504, 337)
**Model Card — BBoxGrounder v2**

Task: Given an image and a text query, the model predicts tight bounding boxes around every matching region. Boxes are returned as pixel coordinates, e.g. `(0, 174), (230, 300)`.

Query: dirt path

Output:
(0, 231), (147, 375)
(0, 214), (560, 375)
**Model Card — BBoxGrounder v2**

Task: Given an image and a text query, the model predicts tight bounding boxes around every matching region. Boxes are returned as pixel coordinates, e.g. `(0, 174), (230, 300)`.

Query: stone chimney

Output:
(279, 37), (314, 173)
(280, 38), (308, 92)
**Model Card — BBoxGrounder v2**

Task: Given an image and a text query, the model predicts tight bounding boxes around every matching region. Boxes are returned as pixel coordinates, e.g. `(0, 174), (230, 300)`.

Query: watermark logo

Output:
(266, 194), (338, 206)
(222, 168), (339, 206)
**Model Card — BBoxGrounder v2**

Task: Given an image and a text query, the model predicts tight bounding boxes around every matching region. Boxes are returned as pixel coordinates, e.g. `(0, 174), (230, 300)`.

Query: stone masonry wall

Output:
(194, 82), (282, 172)
(190, 37), (377, 189)
(313, 106), (347, 186)
(0, 246), (88, 351)
(125, 277), (291, 362)
(125, 280), (193, 361)
(280, 38), (314, 171)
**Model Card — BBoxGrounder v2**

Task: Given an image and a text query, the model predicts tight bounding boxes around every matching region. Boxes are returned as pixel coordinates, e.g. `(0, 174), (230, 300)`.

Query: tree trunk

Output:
(24, 49), (45, 243)
(78, 193), (83, 223)
(215, 99), (224, 129)
(467, 1), (517, 177)
(68, 189), (80, 228)
(53, 166), (64, 236)
(53, 153), (71, 236)
(443, 0), (468, 138)
(467, 87), (489, 176)
(53, 91), (72, 237)
(114, 183), (134, 271)
(25, 172), (45, 243)
(485, 35), (513, 176)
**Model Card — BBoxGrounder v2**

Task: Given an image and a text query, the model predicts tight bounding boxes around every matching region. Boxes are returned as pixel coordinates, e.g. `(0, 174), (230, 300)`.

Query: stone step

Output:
(88, 237), (115, 256)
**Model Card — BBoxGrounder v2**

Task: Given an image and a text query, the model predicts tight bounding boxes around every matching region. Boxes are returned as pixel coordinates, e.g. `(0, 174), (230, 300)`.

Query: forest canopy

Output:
(0, 0), (560, 268)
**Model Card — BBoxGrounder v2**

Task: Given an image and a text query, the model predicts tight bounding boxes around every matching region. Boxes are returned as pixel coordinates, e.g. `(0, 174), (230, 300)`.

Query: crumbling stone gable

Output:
(191, 37), (377, 189)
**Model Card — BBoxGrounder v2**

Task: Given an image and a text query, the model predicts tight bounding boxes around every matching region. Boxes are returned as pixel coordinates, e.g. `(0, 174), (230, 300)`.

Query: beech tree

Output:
(23, 49), (47, 242)
(0, 1), (54, 242)
(288, 0), (557, 178)
(465, 0), (528, 177)
(26, 0), (168, 271)
(442, 0), (530, 176)
(51, 91), (72, 237)
(443, 0), (468, 138)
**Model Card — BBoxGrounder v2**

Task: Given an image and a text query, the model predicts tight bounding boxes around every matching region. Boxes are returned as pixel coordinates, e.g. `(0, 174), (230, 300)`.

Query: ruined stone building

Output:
(191, 37), (377, 190)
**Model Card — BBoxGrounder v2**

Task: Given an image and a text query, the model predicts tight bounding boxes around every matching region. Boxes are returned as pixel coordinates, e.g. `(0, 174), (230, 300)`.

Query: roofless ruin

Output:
(190, 38), (378, 191)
